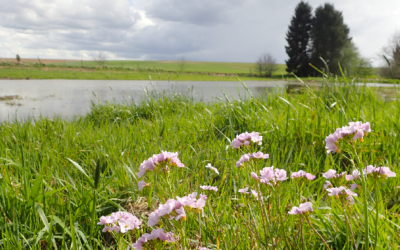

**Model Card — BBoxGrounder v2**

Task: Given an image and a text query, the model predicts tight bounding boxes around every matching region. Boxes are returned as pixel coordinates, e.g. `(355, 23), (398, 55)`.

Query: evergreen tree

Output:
(285, 1), (312, 76)
(310, 3), (351, 75)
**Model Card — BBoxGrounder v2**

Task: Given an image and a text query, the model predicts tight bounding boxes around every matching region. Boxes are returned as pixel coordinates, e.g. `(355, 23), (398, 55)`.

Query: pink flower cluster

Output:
(235, 152), (269, 167)
(138, 151), (185, 178)
(231, 132), (263, 148)
(251, 166), (287, 185)
(326, 186), (358, 204)
(148, 192), (207, 226)
(98, 211), (141, 233)
(346, 169), (361, 181)
(288, 202), (313, 215)
(322, 169), (346, 188)
(364, 165), (396, 178)
(200, 185), (218, 192)
(325, 121), (371, 153)
(291, 170), (316, 180)
(130, 228), (175, 250)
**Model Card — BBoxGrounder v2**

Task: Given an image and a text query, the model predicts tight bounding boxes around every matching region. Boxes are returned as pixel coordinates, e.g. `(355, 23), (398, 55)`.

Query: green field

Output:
(0, 76), (399, 249)
(53, 60), (288, 74)
(0, 60), (398, 83)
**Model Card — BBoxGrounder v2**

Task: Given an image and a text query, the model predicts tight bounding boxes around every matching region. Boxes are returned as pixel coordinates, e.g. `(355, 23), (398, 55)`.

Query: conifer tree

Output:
(285, 1), (312, 76)
(310, 3), (351, 75)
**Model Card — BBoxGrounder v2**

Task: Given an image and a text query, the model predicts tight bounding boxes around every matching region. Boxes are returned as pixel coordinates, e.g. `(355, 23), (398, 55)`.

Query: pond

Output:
(0, 80), (291, 122)
(0, 80), (398, 123)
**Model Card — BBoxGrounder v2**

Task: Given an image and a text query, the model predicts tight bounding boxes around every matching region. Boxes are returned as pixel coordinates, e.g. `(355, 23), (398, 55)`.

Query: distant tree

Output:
(310, 3), (351, 75)
(178, 57), (186, 73)
(255, 53), (278, 77)
(339, 41), (372, 77)
(93, 51), (107, 68)
(285, 1), (312, 76)
(16, 54), (21, 64)
(381, 31), (400, 79)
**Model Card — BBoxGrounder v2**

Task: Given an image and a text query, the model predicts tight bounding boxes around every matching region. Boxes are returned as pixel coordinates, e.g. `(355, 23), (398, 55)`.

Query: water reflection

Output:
(0, 80), (398, 122)
(0, 80), (288, 122)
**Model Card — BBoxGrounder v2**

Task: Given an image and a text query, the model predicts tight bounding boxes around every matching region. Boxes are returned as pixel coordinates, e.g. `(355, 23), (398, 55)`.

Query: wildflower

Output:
(131, 228), (175, 250)
(238, 187), (250, 194)
(288, 202), (313, 215)
(200, 185), (218, 192)
(326, 186), (358, 204)
(205, 163), (219, 175)
(363, 165), (396, 178)
(252, 166), (287, 185)
(325, 121), (371, 153)
(235, 152), (269, 167)
(323, 181), (332, 189)
(250, 189), (259, 199)
(346, 169), (361, 181)
(138, 181), (149, 190)
(198, 247), (212, 250)
(138, 151), (185, 178)
(322, 169), (346, 179)
(148, 192), (208, 226)
(98, 211), (141, 233)
(231, 131), (262, 148)
(235, 153), (251, 167)
(291, 170), (316, 180)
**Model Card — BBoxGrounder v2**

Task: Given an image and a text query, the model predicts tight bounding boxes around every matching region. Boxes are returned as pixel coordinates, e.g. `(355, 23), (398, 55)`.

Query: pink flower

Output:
(231, 132), (262, 148)
(363, 165), (396, 178)
(235, 153), (251, 167)
(325, 122), (371, 154)
(137, 151), (185, 178)
(326, 186), (358, 204)
(98, 211), (141, 234)
(251, 172), (259, 180)
(346, 169), (361, 181)
(251, 151), (269, 159)
(200, 185), (218, 192)
(138, 181), (148, 190)
(131, 228), (175, 250)
(250, 189), (259, 199)
(322, 169), (346, 179)
(205, 163), (219, 175)
(238, 187), (250, 194)
(291, 170), (316, 180)
(288, 202), (313, 215)
(323, 181), (332, 189)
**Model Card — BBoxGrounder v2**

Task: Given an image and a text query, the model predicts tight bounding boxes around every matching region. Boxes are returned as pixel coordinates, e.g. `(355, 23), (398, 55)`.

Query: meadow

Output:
(1, 59), (395, 82)
(0, 75), (400, 249)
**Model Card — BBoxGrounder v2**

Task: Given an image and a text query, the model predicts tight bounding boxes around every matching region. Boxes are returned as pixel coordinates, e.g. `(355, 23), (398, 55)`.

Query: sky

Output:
(0, 0), (398, 66)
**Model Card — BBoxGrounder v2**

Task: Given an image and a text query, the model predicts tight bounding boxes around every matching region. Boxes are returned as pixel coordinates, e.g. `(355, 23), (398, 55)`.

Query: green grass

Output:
(0, 77), (400, 249)
(52, 60), (287, 75)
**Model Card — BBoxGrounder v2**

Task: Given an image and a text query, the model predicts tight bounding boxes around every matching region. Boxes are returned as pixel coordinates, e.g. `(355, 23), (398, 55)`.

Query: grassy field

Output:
(0, 75), (399, 249)
(0, 59), (398, 83)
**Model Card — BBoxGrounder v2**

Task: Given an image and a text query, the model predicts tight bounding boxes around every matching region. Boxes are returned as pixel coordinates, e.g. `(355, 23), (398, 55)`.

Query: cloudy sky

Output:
(0, 0), (398, 66)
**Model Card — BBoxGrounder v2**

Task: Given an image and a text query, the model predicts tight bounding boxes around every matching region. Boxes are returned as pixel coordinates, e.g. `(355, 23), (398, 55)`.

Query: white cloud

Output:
(0, 0), (398, 66)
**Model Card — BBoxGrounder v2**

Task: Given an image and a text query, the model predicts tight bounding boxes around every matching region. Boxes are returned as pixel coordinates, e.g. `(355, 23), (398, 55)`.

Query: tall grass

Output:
(0, 76), (399, 249)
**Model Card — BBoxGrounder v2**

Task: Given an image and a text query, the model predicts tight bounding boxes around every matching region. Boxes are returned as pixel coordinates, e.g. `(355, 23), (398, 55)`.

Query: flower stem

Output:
(305, 216), (331, 250)
(374, 180), (380, 250)
(340, 199), (357, 250)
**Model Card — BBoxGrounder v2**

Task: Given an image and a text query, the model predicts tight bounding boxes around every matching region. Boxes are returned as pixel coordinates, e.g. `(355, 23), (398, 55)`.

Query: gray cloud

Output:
(0, 0), (398, 66)
(144, 0), (244, 26)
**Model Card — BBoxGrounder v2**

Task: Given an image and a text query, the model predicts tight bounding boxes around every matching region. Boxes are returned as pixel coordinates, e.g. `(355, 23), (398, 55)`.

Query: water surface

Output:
(0, 80), (289, 122)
